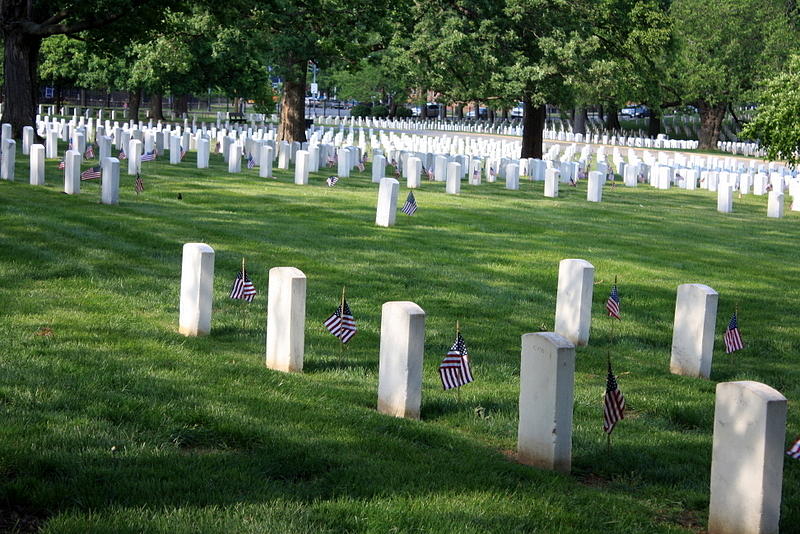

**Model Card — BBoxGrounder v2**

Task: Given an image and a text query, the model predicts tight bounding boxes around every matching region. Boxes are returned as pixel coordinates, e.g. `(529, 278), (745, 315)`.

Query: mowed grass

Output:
(0, 143), (798, 534)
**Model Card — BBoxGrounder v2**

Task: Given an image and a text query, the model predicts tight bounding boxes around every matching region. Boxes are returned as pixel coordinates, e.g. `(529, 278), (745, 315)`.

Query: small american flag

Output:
(323, 298), (357, 343)
(57, 160), (65, 170)
(118, 149), (127, 160)
(439, 332), (474, 390)
(80, 166), (101, 180)
(401, 191), (417, 215)
(84, 144), (95, 159)
(606, 284), (621, 320)
(247, 153), (256, 169)
(489, 166), (496, 178)
(229, 269), (257, 302)
(134, 173), (144, 194)
(180, 146), (187, 161)
(603, 360), (625, 434)
(425, 166), (434, 180)
(356, 161), (365, 172)
(473, 166), (479, 179)
(766, 182), (774, 192)
(326, 176), (338, 187)
(787, 437), (800, 459)
(141, 150), (157, 162)
(215, 141), (221, 153)
(724, 312), (744, 353)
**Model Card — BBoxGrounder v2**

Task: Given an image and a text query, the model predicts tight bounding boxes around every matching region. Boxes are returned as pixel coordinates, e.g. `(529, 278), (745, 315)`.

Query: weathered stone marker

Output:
(375, 177), (399, 227)
(554, 259), (595, 346)
(767, 191), (784, 219)
(372, 154), (386, 183)
(670, 283), (718, 379)
(197, 138), (210, 169)
(265, 267), (307, 373)
(128, 139), (142, 175)
(178, 243), (215, 337)
(406, 156), (421, 188)
(377, 301), (426, 419)
(708, 381), (787, 534)
(227, 143), (241, 173)
(517, 332), (576, 472)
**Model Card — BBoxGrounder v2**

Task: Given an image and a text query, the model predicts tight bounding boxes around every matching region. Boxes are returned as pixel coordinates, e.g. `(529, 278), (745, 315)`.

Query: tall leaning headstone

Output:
(708, 381), (787, 534)
(265, 267), (307, 373)
(517, 332), (576, 472)
(377, 301), (426, 419)
(670, 283), (718, 379)
(554, 259), (595, 346)
(178, 243), (215, 337)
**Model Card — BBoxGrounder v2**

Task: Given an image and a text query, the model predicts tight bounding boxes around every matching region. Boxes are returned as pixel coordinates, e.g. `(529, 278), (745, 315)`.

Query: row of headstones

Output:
(327, 115), (764, 158)
(178, 246), (789, 534)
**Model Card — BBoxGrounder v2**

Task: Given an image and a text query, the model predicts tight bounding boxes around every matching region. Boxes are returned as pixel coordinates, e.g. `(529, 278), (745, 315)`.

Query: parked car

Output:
(620, 105), (651, 118)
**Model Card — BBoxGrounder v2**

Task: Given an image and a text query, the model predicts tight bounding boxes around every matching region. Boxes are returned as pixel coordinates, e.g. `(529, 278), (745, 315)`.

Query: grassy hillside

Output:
(0, 146), (797, 533)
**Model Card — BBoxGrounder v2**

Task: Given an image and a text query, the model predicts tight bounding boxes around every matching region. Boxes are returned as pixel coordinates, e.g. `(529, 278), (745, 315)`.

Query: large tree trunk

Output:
(79, 88), (87, 107)
(1, 30), (42, 137)
(697, 101), (726, 150)
(573, 107), (587, 135)
(173, 94), (189, 117)
(647, 113), (661, 138)
(488, 108), (496, 122)
(455, 104), (463, 119)
(521, 97), (545, 159)
(598, 104), (605, 122)
(105, 91), (112, 108)
(605, 108), (620, 131)
(501, 108), (509, 120)
(128, 88), (141, 121)
(278, 69), (307, 143)
(150, 93), (165, 121)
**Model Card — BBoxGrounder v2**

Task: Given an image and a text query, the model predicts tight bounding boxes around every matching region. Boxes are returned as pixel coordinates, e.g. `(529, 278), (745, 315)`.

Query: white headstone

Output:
(406, 156), (421, 188)
(29, 144), (45, 185)
(64, 150), (81, 194)
(128, 139), (142, 175)
(294, 150), (310, 185)
(708, 381), (787, 534)
(506, 163), (519, 190)
(544, 168), (560, 198)
(375, 178), (399, 227)
(717, 184), (733, 213)
(446, 162), (462, 194)
(100, 157), (120, 205)
(260, 144), (274, 178)
(587, 171), (603, 202)
(197, 138), (210, 169)
(372, 154), (386, 183)
(278, 141), (290, 169)
(767, 191), (783, 218)
(265, 267), (307, 373)
(178, 243), (215, 337)
(46, 130), (59, 158)
(22, 126), (34, 155)
(1, 139), (16, 180)
(377, 301), (426, 419)
(554, 259), (594, 346)
(434, 155), (447, 182)
(337, 148), (350, 178)
(228, 143), (241, 173)
(517, 332), (576, 472)
(670, 283), (718, 379)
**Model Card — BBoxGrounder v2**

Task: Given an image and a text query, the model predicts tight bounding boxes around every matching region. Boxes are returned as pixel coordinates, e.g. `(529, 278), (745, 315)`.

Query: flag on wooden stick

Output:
(80, 166), (101, 180)
(134, 173), (144, 194)
(401, 191), (417, 215)
(229, 268), (257, 302)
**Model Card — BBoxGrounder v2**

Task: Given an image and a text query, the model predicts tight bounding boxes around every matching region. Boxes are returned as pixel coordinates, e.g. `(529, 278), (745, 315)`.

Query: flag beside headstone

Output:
(402, 191), (417, 215)
(80, 166), (101, 181)
(787, 437), (800, 459)
(606, 283), (621, 320)
(724, 312), (743, 353)
(438, 331), (474, 390)
(603, 360), (625, 434)
(323, 298), (357, 343)
(229, 269), (257, 302)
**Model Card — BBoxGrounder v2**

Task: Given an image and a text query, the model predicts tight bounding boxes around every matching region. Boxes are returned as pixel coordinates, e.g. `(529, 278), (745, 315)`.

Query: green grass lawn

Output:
(0, 146), (798, 533)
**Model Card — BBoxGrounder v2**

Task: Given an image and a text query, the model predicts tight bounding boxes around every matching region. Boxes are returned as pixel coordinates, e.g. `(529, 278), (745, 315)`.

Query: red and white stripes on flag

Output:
(603, 360), (625, 434)
(787, 437), (800, 459)
(606, 284), (620, 320)
(229, 270), (257, 302)
(724, 312), (744, 353)
(323, 298), (357, 343)
(80, 166), (101, 180)
(439, 332), (474, 390)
